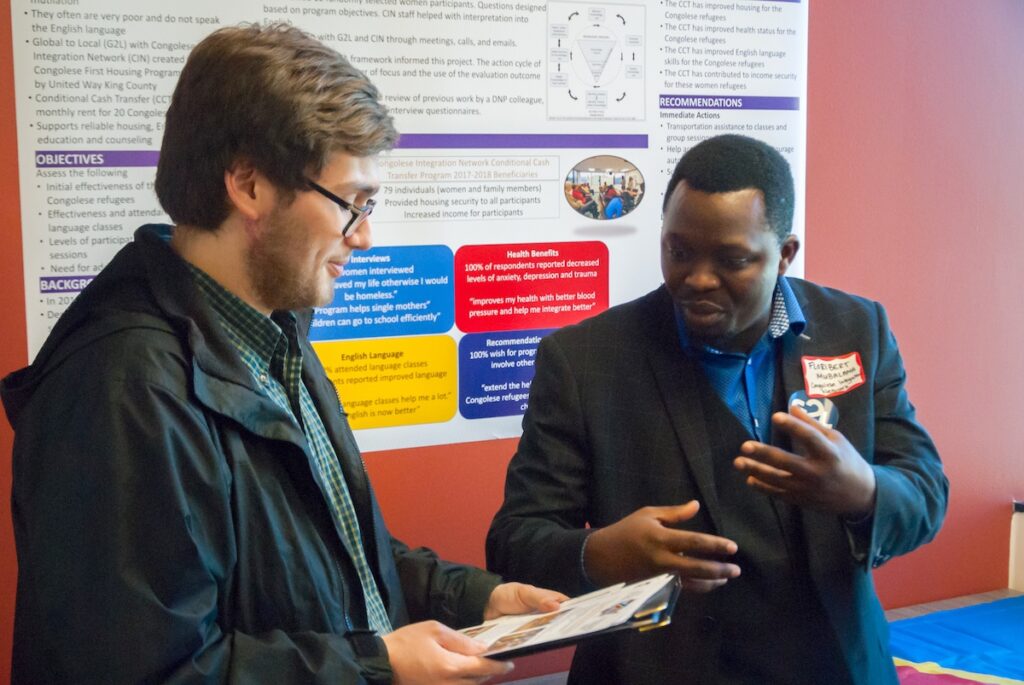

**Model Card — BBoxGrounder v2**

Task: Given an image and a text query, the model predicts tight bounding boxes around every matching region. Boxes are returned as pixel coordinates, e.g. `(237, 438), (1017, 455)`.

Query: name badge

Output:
(789, 390), (839, 429)
(800, 352), (865, 398)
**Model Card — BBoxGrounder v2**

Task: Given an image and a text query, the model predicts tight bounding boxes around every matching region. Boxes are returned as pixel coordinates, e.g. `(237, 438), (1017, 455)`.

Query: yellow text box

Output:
(314, 335), (457, 430)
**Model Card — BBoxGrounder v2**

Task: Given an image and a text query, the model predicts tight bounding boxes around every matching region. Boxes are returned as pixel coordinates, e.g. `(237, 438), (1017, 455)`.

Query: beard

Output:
(245, 204), (332, 312)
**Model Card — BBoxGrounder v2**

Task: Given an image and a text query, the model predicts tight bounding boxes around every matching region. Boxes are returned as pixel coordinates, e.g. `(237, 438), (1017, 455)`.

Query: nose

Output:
(683, 261), (719, 292)
(345, 218), (373, 251)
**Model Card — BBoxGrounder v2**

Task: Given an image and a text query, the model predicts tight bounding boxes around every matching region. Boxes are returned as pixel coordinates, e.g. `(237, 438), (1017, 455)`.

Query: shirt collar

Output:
(186, 263), (289, 366)
(676, 276), (805, 354)
(768, 275), (805, 338)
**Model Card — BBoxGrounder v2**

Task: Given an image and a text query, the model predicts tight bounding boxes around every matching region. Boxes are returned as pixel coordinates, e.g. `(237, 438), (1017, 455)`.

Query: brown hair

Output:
(155, 23), (397, 229)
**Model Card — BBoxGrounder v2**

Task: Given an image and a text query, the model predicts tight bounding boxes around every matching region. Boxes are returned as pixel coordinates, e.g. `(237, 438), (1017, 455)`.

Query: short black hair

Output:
(663, 134), (794, 242)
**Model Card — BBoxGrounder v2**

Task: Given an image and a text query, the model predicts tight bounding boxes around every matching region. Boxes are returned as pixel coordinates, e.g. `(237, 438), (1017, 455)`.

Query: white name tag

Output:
(801, 352), (865, 398)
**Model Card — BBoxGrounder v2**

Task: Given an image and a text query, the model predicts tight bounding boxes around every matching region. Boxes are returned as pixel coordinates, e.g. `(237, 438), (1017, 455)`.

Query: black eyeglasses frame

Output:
(306, 179), (376, 236)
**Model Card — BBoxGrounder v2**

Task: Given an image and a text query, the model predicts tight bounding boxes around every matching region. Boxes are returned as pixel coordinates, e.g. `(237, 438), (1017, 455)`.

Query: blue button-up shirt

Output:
(672, 279), (872, 559)
(676, 277), (806, 441)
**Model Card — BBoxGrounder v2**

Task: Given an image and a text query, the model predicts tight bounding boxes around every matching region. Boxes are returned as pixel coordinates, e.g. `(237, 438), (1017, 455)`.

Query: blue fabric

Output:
(605, 196), (623, 218)
(889, 595), (1024, 679)
(676, 276), (806, 441)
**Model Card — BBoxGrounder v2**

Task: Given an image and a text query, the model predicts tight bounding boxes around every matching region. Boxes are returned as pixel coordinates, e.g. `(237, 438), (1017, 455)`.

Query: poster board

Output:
(11, 0), (807, 449)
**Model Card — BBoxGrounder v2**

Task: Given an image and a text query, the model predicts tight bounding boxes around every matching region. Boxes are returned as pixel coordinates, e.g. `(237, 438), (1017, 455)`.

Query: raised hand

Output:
(734, 403), (876, 517)
(584, 501), (740, 592)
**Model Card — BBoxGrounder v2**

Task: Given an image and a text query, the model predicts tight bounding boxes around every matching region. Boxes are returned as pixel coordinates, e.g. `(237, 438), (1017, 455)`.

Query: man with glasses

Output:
(1, 24), (564, 684)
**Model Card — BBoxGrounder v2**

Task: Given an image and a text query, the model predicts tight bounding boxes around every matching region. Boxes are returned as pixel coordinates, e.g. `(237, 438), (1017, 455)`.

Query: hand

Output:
(733, 403), (877, 516)
(584, 501), (740, 592)
(381, 621), (511, 685)
(483, 582), (568, 621)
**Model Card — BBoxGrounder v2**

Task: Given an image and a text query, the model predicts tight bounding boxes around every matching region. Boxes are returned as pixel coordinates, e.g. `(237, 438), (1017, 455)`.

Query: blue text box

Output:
(459, 329), (554, 420)
(311, 245), (454, 341)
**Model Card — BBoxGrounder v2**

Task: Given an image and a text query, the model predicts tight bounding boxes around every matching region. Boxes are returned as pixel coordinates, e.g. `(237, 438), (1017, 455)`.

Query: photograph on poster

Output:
(565, 154), (645, 220)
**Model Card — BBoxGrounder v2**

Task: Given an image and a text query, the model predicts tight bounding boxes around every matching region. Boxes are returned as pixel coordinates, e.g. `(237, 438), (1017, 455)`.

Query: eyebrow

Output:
(318, 179), (380, 198)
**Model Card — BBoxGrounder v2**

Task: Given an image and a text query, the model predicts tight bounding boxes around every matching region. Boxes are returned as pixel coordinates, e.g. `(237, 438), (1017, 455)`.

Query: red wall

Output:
(0, 2), (25, 683)
(2, 1), (1023, 681)
(804, 2), (1024, 603)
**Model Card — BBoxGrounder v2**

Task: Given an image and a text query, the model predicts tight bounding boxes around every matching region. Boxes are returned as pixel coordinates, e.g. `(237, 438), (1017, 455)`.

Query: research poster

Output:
(12, 0), (807, 450)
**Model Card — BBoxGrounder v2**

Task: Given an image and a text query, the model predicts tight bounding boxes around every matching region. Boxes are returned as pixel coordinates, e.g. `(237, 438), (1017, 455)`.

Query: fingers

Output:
(587, 503), (740, 587)
(642, 510), (741, 580)
(533, 593), (568, 614)
(772, 407), (835, 451)
(679, 577), (730, 593)
(742, 476), (789, 497)
(736, 442), (797, 473)
(483, 583), (568, 620)
(444, 655), (513, 682)
(660, 528), (739, 558)
(440, 641), (514, 678)
(787, 402), (824, 428)
(384, 622), (517, 684)
(654, 547), (741, 581)
(513, 583), (569, 613)
(736, 438), (819, 481)
(736, 408), (850, 483)
(649, 503), (740, 558)
(735, 448), (812, 498)
(652, 500), (701, 525)
(434, 624), (489, 656)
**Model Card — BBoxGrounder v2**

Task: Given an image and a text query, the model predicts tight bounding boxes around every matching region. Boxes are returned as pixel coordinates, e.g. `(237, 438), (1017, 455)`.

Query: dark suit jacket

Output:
(487, 279), (948, 685)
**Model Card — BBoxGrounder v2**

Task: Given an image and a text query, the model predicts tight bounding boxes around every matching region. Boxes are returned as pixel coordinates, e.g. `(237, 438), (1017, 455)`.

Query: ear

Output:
(224, 160), (277, 223)
(777, 234), (800, 276)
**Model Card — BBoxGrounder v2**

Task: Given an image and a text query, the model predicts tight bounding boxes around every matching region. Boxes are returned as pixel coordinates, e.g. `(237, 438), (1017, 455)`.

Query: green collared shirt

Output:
(188, 264), (393, 635)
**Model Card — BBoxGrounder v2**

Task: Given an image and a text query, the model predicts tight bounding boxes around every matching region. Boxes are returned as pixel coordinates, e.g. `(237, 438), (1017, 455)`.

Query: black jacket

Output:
(2, 225), (500, 684)
(488, 283), (948, 684)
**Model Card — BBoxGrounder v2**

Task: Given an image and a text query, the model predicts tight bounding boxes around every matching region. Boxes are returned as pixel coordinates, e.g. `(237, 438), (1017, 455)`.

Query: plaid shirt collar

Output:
(185, 264), (297, 371)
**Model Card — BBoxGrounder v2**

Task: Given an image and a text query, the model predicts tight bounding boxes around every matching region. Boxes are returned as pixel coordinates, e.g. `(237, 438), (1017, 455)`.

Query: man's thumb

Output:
(656, 500), (700, 524)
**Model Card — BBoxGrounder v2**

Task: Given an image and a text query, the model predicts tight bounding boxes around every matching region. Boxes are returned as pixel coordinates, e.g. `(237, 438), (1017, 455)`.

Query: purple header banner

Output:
(395, 134), (648, 149)
(36, 135), (651, 163)
(39, 275), (94, 293)
(35, 150), (160, 168)
(658, 95), (800, 111)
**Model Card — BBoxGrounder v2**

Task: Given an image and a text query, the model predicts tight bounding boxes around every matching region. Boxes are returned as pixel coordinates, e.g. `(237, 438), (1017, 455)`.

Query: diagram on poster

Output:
(548, 1), (645, 120)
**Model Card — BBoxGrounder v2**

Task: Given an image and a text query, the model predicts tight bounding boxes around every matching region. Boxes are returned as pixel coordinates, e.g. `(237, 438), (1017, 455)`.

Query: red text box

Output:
(455, 241), (609, 333)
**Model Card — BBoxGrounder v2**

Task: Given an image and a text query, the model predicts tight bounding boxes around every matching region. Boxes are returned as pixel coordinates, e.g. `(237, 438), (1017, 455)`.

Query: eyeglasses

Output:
(306, 179), (376, 237)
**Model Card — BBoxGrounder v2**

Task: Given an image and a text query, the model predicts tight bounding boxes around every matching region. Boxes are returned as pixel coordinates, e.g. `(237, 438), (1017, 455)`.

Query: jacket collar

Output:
(143, 226), (386, 585)
(644, 286), (724, 531)
(134, 225), (308, 445)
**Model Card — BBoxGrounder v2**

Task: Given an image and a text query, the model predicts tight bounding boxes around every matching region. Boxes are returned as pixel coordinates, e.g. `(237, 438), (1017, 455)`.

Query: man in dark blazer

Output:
(487, 135), (948, 684)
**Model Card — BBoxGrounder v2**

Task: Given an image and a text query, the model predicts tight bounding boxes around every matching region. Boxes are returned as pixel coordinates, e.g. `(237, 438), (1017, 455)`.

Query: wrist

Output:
(580, 532), (599, 590)
(347, 630), (392, 685)
(845, 470), (877, 520)
(582, 528), (613, 587)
